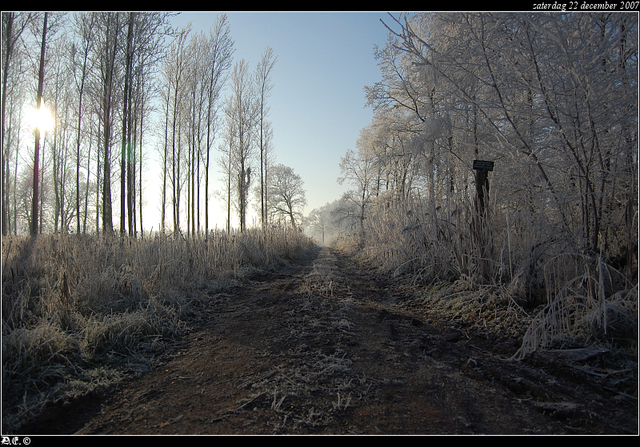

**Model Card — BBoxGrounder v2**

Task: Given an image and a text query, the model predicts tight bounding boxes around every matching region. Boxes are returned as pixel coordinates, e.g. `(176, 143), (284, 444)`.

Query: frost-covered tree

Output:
(267, 163), (306, 229)
(254, 47), (277, 231)
(355, 12), (637, 285)
(224, 59), (258, 232)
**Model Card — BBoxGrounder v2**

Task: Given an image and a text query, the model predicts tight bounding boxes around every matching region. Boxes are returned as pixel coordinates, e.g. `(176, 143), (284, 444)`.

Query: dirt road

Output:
(20, 246), (637, 435)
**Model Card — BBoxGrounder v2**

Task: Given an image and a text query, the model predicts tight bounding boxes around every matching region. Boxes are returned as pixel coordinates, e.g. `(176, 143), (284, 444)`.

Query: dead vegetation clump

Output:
(1, 229), (314, 433)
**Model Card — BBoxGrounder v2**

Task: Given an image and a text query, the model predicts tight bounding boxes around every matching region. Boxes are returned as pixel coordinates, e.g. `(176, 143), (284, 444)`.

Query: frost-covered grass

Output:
(1, 229), (314, 433)
(334, 199), (637, 361)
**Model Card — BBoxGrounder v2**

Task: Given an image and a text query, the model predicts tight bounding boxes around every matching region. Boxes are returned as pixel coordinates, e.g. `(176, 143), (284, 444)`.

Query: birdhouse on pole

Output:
(473, 160), (493, 215)
(473, 160), (494, 172)
(472, 159), (495, 281)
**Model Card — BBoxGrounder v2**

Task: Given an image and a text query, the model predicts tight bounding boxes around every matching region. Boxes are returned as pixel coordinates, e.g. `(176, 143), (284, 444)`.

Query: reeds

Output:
(1, 228), (314, 433)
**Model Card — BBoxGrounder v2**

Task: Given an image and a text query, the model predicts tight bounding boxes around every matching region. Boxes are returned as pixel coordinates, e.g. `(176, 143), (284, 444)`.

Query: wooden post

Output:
(473, 160), (494, 281)
(473, 160), (493, 215)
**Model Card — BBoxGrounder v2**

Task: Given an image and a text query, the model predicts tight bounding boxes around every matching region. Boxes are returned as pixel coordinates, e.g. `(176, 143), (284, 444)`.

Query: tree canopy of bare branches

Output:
(335, 12), (637, 288)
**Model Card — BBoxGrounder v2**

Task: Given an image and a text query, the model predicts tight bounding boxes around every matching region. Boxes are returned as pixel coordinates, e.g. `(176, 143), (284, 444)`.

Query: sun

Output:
(25, 100), (55, 134)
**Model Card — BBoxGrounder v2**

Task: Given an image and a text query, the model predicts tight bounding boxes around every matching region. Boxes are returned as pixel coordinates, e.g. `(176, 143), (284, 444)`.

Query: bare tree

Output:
(254, 46), (277, 231)
(161, 24), (191, 234)
(351, 11), (637, 288)
(2, 12), (35, 235)
(224, 59), (257, 232)
(159, 74), (171, 234)
(117, 12), (171, 237)
(94, 12), (123, 235)
(49, 34), (77, 233)
(184, 32), (203, 237)
(155, 15), (231, 237)
(306, 204), (330, 244)
(216, 128), (234, 232)
(70, 12), (96, 234)
(4, 61), (28, 235)
(203, 14), (234, 237)
(267, 163), (306, 229)
(337, 145), (377, 238)
(306, 200), (344, 245)
(119, 12), (136, 236)
(30, 12), (49, 236)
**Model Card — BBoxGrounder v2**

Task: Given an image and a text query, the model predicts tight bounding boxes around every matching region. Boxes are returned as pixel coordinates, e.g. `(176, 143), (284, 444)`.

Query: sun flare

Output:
(25, 101), (55, 133)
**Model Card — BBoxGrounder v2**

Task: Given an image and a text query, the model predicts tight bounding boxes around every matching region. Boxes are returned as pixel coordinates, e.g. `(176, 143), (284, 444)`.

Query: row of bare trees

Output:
(2, 12), (307, 237)
(157, 19), (233, 236)
(327, 12), (637, 289)
(2, 12), (173, 236)
(157, 18), (292, 235)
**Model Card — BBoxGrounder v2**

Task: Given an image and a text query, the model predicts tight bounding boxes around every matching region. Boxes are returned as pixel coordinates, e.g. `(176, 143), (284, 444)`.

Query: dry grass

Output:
(512, 253), (638, 360)
(1, 228), (314, 433)
(336, 198), (637, 362)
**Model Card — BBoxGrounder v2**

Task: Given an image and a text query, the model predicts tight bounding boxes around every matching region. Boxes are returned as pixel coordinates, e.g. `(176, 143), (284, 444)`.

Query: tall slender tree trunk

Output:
(31, 12), (48, 237)
(74, 46), (89, 234)
(1, 13), (15, 237)
(161, 84), (169, 234)
(101, 14), (119, 235)
(121, 12), (135, 236)
(138, 101), (144, 237)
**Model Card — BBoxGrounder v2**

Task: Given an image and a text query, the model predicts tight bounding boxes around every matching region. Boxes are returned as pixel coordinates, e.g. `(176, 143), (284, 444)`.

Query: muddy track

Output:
(20, 246), (637, 435)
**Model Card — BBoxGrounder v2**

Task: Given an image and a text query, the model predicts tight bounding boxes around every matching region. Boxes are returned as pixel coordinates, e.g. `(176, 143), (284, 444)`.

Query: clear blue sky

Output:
(163, 11), (391, 230)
